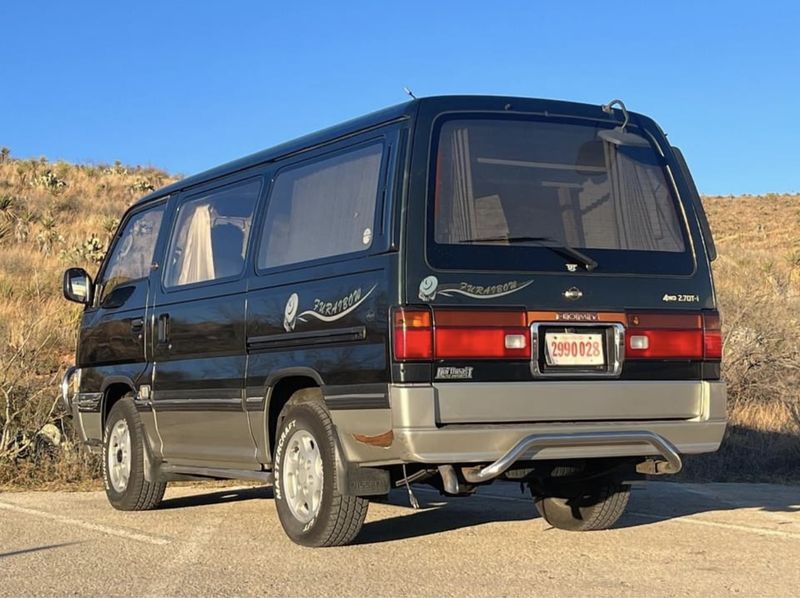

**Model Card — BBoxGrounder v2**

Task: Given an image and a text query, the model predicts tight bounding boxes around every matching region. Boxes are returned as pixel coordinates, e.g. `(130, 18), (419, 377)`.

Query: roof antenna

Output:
(403, 86), (417, 100)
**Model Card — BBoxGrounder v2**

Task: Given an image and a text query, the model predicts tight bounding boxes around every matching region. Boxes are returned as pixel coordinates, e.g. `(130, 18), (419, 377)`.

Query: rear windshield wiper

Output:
(459, 235), (598, 271)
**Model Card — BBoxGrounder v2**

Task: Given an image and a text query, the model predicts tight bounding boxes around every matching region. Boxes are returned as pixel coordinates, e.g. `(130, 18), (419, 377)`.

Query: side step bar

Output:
(461, 431), (682, 483)
(159, 464), (274, 483)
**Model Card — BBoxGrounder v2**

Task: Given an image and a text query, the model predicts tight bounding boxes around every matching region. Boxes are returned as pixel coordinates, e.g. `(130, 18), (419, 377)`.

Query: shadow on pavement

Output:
(617, 481), (800, 529)
(356, 488), (537, 544)
(159, 485), (273, 510)
(153, 477), (799, 539)
(0, 542), (83, 559)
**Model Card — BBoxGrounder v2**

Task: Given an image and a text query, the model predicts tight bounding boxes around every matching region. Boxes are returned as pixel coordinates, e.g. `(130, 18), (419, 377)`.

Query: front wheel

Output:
(103, 396), (166, 511)
(273, 394), (368, 547)
(533, 467), (630, 531)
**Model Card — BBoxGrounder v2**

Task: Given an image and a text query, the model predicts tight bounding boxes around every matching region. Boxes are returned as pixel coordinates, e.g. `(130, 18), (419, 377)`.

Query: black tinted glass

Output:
(259, 143), (383, 270)
(429, 117), (692, 274)
(100, 204), (164, 300)
(164, 180), (260, 288)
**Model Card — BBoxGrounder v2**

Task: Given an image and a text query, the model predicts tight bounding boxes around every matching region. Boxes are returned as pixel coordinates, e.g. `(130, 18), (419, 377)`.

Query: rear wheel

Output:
(103, 396), (166, 511)
(273, 391), (368, 547)
(533, 466), (630, 531)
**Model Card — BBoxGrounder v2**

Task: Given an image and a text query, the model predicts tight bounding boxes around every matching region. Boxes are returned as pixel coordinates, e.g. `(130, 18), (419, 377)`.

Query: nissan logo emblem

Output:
(563, 287), (583, 301)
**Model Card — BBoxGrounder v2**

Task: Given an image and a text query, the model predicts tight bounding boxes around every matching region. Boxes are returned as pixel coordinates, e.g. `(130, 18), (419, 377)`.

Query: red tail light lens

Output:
(703, 312), (722, 359)
(393, 308), (433, 360)
(392, 308), (530, 361)
(626, 311), (722, 360)
(626, 329), (704, 359)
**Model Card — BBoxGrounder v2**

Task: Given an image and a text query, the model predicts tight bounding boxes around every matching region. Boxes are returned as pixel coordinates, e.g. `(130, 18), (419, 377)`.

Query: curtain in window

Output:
(448, 127), (477, 243)
(605, 144), (684, 252)
(177, 204), (215, 285)
(270, 146), (381, 267)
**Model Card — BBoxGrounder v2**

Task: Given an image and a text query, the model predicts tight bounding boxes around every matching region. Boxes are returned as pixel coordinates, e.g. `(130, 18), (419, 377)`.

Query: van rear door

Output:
(397, 101), (720, 424)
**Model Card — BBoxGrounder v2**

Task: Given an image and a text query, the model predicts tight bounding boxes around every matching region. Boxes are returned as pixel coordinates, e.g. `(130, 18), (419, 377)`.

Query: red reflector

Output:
(435, 327), (530, 359)
(626, 329), (704, 359)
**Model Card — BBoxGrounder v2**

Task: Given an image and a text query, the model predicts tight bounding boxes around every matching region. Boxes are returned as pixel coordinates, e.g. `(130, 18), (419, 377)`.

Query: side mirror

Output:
(63, 268), (94, 304)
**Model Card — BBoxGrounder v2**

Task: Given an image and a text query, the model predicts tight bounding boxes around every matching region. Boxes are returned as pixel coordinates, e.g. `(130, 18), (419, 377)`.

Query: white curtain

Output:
(177, 204), (215, 285)
(449, 127), (477, 242)
(263, 145), (382, 268)
(605, 145), (684, 252)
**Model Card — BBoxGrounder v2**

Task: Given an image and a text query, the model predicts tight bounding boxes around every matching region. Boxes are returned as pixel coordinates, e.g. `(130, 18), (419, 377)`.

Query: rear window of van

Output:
(428, 116), (693, 275)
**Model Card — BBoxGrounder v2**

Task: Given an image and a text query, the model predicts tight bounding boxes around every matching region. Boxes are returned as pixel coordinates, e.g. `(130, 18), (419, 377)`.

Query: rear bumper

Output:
(332, 380), (727, 467)
(460, 430), (684, 483)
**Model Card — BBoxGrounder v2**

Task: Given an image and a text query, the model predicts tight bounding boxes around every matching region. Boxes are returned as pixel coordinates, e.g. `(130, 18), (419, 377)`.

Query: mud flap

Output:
(140, 422), (160, 484)
(332, 425), (390, 496)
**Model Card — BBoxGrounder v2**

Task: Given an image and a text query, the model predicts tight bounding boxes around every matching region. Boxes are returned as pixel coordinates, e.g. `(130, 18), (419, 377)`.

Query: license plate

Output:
(545, 332), (605, 366)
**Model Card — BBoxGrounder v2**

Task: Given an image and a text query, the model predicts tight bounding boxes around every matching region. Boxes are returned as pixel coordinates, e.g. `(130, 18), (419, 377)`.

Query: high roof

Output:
(133, 100), (417, 206)
(133, 94), (652, 207)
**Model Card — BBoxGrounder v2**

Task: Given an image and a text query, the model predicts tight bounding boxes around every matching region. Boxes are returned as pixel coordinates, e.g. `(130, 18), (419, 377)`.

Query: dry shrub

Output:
(0, 152), (178, 487)
(681, 195), (800, 482)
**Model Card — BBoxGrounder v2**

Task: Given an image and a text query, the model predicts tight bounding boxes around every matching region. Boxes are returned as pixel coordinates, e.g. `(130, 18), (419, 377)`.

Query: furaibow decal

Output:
(284, 285), (377, 331)
(418, 275), (532, 302)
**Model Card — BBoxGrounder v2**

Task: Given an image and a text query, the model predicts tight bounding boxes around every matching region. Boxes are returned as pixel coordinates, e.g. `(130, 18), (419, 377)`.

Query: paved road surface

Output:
(1, 481), (799, 597)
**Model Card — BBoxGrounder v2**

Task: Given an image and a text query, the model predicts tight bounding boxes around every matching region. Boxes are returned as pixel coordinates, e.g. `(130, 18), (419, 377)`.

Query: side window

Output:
(99, 204), (164, 302)
(164, 180), (260, 288)
(258, 143), (383, 269)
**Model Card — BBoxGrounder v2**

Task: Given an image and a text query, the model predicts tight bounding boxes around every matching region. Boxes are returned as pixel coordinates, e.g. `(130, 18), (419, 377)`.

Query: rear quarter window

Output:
(258, 143), (384, 270)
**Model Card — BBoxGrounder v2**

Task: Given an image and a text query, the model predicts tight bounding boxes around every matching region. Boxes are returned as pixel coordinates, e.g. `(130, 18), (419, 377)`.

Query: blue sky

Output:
(0, 1), (797, 195)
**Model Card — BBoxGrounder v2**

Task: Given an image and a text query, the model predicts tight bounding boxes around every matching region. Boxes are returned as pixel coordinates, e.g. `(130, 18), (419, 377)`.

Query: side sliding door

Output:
(151, 177), (262, 467)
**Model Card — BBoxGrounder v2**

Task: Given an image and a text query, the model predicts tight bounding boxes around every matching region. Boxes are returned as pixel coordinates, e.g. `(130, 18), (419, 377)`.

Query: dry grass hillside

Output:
(0, 151), (178, 487)
(0, 148), (797, 486)
(682, 195), (800, 482)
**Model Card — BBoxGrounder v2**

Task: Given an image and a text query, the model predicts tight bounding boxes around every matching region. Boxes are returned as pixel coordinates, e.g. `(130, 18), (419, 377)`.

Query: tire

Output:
(273, 391), (368, 547)
(102, 395), (166, 511)
(533, 466), (630, 532)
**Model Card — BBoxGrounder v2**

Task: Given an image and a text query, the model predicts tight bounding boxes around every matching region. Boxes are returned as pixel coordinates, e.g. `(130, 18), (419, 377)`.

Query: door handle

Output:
(130, 318), (144, 335)
(157, 313), (170, 346)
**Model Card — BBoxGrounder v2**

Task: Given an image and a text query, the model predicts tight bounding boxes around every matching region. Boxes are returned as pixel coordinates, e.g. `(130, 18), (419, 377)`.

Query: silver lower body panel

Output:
(331, 380), (727, 467)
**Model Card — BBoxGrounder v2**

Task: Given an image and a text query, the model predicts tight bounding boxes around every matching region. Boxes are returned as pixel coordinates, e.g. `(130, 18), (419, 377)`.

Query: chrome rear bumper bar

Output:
(460, 430), (683, 483)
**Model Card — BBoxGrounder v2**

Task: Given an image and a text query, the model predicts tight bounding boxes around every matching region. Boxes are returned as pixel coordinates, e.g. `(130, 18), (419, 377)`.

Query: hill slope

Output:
(0, 151), (797, 485)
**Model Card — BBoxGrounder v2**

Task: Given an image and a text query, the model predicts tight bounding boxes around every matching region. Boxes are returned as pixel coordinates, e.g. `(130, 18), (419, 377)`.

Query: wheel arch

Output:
(264, 368), (325, 458)
(100, 376), (137, 429)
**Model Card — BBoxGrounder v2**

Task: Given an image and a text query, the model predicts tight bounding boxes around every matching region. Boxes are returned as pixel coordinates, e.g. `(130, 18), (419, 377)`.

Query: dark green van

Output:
(62, 95), (726, 546)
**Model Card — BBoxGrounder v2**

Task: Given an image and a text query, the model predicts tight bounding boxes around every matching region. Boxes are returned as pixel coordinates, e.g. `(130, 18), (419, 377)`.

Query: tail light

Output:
(702, 312), (723, 359)
(435, 310), (530, 359)
(393, 308), (433, 360)
(626, 311), (722, 360)
(393, 307), (530, 361)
